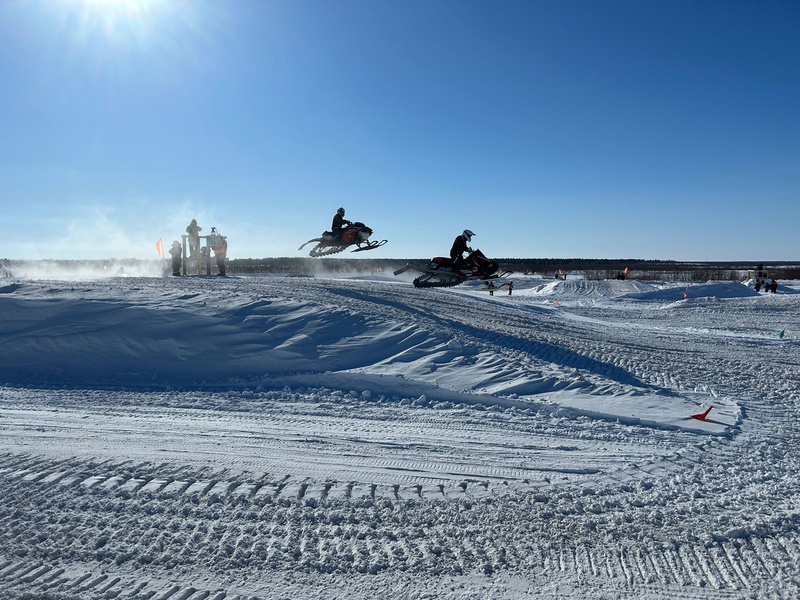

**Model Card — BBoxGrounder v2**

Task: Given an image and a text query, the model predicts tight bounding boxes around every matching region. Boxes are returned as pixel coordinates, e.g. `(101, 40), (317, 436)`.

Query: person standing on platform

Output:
(186, 219), (202, 258)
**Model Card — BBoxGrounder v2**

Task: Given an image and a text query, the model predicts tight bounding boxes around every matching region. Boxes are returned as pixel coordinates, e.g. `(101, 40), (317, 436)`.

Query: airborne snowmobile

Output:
(394, 249), (510, 288)
(299, 222), (387, 257)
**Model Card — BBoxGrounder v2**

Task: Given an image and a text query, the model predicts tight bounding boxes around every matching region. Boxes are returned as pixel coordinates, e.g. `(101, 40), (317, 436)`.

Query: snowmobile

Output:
(298, 222), (388, 257)
(393, 249), (511, 288)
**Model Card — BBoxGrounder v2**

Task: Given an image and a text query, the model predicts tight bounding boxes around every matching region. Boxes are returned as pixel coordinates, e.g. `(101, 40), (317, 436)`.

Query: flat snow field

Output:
(0, 272), (798, 599)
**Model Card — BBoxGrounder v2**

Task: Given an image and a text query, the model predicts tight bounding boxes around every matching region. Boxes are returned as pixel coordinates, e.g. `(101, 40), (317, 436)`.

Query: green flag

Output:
(779, 329), (785, 339)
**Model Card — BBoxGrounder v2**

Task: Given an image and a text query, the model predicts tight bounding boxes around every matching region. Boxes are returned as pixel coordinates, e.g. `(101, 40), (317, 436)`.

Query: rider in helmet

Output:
(331, 207), (352, 240)
(450, 229), (475, 273)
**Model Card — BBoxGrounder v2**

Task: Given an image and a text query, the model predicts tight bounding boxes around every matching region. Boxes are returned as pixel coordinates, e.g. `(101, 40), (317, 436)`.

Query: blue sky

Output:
(1, 0), (798, 261)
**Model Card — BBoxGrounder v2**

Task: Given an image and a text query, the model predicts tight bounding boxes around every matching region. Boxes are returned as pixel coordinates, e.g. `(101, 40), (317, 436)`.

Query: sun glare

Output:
(78, 0), (166, 19)
(59, 0), (171, 53)
(75, 0), (161, 7)
(47, 0), (212, 85)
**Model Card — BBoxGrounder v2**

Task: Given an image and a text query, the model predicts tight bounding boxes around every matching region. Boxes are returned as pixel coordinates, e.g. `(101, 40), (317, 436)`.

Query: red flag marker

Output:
(691, 406), (713, 421)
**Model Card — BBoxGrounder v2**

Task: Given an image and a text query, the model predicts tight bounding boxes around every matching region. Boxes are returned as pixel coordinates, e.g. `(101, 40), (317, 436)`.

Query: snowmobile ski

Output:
(350, 239), (388, 253)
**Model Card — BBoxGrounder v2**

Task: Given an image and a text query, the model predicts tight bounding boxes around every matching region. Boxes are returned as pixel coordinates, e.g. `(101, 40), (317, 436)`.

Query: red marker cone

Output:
(691, 406), (713, 421)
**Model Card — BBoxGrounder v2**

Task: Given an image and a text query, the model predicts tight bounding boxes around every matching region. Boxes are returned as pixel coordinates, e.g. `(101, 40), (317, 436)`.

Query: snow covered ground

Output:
(1, 269), (798, 599)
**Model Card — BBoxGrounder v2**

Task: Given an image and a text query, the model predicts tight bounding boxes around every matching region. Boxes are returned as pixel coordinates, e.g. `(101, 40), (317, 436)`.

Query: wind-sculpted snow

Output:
(621, 281), (763, 301)
(0, 273), (798, 599)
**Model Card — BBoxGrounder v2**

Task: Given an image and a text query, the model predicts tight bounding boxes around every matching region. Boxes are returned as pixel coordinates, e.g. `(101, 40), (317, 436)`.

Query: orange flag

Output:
(156, 239), (164, 258)
(623, 267), (629, 274)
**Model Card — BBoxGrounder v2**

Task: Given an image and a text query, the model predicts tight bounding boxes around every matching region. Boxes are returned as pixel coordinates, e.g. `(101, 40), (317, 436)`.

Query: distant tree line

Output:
(229, 257), (800, 281)
(4, 257), (799, 282)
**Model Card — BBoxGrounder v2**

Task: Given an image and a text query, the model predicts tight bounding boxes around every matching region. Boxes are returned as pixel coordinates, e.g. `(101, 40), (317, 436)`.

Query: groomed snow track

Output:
(2, 449), (799, 599)
(1, 275), (799, 598)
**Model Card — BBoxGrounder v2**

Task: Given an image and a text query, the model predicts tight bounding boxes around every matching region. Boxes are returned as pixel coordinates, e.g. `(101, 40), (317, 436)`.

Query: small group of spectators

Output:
(168, 219), (228, 277)
(755, 278), (778, 293)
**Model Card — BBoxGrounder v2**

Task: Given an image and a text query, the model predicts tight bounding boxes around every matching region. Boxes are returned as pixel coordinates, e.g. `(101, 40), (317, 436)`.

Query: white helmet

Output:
(463, 229), (475, 241)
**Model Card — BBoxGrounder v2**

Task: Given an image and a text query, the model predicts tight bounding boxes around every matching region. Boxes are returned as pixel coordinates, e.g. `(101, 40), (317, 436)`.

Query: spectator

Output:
(213, 234), (228, 277)
(770, 279), (778, 293)
(186, 219), (202, 258)
(168, 241), (182, 276)
(755, 279), (762, 292)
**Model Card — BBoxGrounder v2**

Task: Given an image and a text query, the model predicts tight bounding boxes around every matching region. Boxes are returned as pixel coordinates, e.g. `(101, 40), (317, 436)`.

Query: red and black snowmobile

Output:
(299, 222), (388, 257)
(394, 249), (510, 288)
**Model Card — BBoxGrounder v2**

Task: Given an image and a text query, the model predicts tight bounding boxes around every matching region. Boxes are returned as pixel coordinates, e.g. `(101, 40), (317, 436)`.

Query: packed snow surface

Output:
(0, 271), (798, 599)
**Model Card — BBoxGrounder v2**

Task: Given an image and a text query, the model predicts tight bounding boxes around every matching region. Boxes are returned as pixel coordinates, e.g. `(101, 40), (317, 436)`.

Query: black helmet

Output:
(337, 207), (345, 216)
(463, 229), (475, 241)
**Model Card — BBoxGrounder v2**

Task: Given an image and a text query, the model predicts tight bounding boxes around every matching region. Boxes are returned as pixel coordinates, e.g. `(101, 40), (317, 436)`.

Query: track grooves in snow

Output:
(0, 451), (797, 597)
